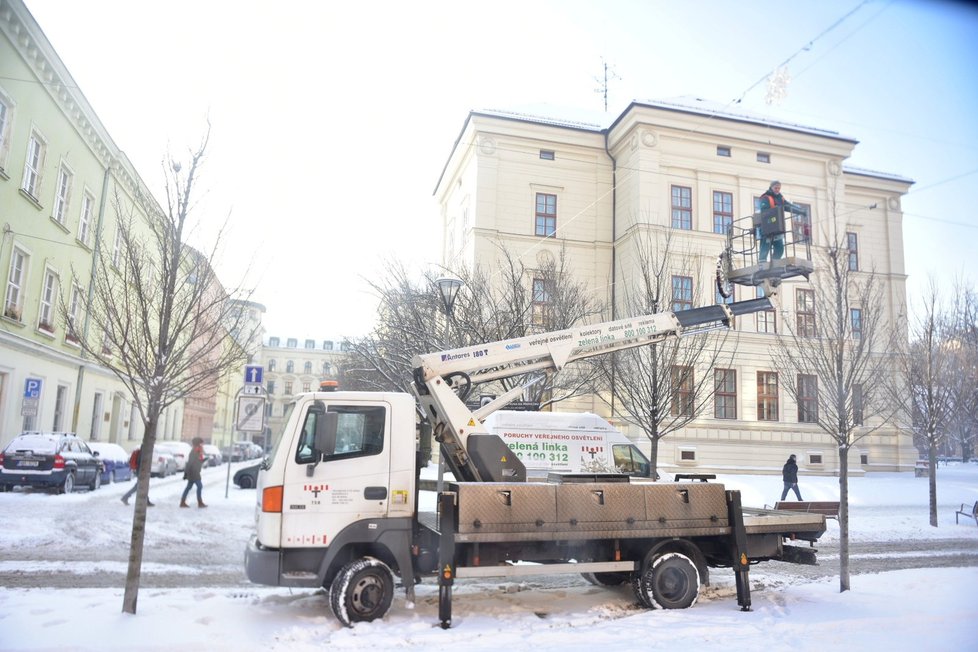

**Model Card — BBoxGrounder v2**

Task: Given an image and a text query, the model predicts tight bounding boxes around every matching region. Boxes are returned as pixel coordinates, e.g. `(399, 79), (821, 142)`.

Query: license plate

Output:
(17, 460), (39, 467)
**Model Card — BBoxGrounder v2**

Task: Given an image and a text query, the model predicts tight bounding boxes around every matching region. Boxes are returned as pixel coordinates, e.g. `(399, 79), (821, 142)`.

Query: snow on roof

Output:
(624, 96), (859, 142)
(842, 164), (915, 184)
(476, 96), (860, 143)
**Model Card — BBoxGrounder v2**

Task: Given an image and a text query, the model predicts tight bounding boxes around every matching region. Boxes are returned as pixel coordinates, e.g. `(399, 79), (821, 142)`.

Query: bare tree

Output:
(947, 282), (978, 461)
(599, 229), (730, 478)
(67, 132), (252, 614)
(346, 244), (602, 409)
(899, 279), (956, 527)
(772, 222), (898, 593)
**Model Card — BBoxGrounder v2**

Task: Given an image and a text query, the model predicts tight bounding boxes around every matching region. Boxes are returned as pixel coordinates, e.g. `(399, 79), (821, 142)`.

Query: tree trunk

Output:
(838, 445), (851, 592)
(122, 422), (158, 614)
(928, 439), (938, 527)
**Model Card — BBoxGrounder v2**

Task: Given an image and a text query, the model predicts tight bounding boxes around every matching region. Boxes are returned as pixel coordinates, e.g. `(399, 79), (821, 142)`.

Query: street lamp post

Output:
(433, 274), (464, 492)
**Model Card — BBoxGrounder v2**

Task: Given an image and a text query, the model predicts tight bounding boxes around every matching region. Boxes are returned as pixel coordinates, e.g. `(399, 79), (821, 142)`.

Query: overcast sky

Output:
(21, 0), (978, 339)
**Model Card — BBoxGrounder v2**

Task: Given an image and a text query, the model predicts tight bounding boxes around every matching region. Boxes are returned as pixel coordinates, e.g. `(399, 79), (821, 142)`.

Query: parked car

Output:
(149, 449), (177, 477)
(233, 463), (261, 489)
(229, 441), (260, 462)
(88, 442), (133, 484)
(202, 444), (223, 467)
(155, 441), (192, 472)
(0, 432), (103, 494)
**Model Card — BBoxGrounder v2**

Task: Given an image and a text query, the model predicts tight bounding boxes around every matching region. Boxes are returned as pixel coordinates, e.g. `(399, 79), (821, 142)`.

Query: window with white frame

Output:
(111, 226), (123, 268)
(53, 165), (72, 225)
(78, 192), (95, 246)
(0, 92), (10, 168)
(304, 361), (312, 374)
(756, 285), (776, 334)
(66, 285), (82, 341)
(38, 269), (58, 332)
(22, 130), (45, 199)
(532, 277), (553, 326)
(53, 383), (69, 431)
(4, 247), (28, 320)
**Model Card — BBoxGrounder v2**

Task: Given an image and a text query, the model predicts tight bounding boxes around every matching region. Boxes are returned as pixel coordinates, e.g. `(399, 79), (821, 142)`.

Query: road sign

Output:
(24, 378), (42, 399)
(242, 384), (263, 395)
(236, 396), (265, 432)
(244, 365), (264, 385)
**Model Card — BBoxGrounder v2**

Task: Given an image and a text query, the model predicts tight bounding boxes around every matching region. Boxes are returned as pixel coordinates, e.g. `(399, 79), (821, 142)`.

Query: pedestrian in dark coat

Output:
(180, 437), (207, 508)
(780, 454), (803, 501)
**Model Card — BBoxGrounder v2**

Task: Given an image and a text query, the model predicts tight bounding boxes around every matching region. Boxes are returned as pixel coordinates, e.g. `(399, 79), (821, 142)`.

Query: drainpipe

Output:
(603, 131), (618, 416)
(71, 159), (113, 434)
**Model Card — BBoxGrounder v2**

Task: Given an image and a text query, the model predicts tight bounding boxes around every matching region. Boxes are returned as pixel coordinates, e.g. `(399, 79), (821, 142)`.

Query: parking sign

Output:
(24, 378), (42, 399)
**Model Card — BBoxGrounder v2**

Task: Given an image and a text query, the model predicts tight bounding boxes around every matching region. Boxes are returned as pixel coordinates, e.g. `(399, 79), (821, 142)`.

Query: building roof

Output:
(842, 164), (915, 185)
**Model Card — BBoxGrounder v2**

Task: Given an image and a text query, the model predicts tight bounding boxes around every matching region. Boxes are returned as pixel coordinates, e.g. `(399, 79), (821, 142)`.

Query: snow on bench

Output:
(955, 501), (978, 526)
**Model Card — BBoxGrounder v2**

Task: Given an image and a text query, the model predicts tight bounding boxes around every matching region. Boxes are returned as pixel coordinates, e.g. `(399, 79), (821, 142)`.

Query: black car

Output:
(233, 463), (261, 489)
(0, 432), (103, 494)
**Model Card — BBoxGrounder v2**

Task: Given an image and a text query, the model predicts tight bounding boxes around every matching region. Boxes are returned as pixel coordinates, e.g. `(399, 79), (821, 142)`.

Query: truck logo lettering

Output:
(505, 343), (521, 350)
(441, 352), (471, 361)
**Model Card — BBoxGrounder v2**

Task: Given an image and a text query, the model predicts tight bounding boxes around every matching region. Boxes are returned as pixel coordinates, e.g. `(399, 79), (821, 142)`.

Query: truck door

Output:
(279, 401), (392, 548)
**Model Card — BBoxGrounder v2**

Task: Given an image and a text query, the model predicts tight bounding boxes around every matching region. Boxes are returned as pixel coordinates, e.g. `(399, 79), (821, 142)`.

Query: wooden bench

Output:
(772, 501), (840, 519)
(674, 473), (716, 482)
(955, 501), (978, 526)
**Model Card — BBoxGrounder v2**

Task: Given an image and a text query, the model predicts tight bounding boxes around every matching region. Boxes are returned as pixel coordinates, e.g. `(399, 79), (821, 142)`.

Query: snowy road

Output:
(1, 462), (977, 590)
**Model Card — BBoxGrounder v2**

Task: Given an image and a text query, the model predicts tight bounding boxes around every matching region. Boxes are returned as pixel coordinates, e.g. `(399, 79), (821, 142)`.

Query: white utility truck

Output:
(483, 410), (651, 478)
(245, 294), (828, 628)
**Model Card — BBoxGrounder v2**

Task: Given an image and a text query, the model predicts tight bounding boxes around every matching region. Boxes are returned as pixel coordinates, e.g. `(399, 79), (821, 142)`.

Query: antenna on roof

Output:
(593, 58), (621, 112)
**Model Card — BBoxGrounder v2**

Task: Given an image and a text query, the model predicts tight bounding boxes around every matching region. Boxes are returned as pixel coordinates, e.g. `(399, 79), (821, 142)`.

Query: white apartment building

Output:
(434, 98), (916, 476)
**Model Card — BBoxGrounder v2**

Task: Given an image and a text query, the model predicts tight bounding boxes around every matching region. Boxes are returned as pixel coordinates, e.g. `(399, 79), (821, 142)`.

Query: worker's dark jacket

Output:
(782, 460), (799, 483)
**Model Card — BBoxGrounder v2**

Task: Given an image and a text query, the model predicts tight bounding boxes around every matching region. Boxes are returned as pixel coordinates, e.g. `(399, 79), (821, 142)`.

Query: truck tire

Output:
(329, 557), (394, 626)
(581, 571), (629, 586)
(632, 552), (700, 610)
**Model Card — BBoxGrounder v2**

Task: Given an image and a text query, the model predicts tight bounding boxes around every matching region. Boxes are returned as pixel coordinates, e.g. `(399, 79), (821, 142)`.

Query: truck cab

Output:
(247, 391), (417, 594)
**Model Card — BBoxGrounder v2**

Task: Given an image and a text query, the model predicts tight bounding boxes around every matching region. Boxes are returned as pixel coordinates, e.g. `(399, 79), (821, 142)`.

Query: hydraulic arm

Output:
(411, 297), (774, 483)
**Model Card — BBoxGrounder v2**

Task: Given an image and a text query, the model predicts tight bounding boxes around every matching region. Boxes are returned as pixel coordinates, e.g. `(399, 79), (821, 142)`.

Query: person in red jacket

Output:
(179, 438), (207, 508)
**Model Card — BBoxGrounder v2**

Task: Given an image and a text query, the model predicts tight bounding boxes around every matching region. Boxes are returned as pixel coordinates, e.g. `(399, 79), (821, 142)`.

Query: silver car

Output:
(149, 449), (177, 477)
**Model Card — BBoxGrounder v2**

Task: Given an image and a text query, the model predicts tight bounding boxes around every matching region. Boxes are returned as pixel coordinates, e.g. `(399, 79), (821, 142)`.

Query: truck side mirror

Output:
(306, 412), (339, 477)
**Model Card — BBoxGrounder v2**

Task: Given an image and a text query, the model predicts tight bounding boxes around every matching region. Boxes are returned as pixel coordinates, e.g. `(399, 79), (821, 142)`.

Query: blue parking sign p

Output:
(24, 378), (42, 399)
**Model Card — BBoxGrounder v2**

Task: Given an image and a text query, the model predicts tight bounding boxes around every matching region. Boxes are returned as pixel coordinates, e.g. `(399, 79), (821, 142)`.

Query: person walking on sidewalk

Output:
(121, 447), (154, 506)
(180, 437), (207, 508)
(780, 454), (803, 501)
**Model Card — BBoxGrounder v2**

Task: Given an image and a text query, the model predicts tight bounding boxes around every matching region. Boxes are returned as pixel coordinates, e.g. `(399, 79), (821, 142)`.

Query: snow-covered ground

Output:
(1, 462), (977, 651)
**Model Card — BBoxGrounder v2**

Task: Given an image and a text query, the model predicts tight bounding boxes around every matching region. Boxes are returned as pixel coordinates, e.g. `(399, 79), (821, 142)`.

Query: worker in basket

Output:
(754, 180), (807, 264)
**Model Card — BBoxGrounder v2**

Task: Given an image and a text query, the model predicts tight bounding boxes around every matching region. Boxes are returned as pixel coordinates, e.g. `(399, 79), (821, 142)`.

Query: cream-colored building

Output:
(259, 336), (348, 449)
(435, 99), (916, 475)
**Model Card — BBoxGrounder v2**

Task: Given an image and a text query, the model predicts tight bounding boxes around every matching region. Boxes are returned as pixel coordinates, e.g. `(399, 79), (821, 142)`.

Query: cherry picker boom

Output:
(411, 297), (776, 484)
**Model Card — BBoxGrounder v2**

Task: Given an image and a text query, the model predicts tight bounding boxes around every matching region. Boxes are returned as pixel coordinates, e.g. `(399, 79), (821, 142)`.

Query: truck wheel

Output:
(581, 571), (629, 586)
(329, 557), (394, 626)
(633, 552), (700, 610)
(59, 472), (76, 495)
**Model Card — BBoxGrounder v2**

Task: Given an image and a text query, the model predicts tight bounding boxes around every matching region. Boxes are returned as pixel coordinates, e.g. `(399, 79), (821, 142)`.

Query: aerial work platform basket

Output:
(717, 205), (814, 299)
